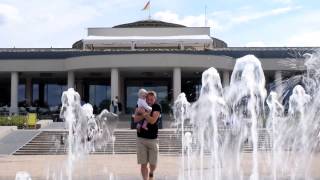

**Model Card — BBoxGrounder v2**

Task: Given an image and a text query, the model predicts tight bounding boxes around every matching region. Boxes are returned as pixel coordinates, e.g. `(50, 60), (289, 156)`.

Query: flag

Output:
(142, 1), (150, 11)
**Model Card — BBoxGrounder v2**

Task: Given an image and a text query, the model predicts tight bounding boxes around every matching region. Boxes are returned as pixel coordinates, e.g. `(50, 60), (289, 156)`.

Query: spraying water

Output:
(266, 52), (319, 180)
(174, 93), (190, 180)
(15, 171), (32, 180)
(174, 53), (320, 180)
(58, 88), (119, 180)
(228, 55), (267, 180)
(14, 51), (320, 180)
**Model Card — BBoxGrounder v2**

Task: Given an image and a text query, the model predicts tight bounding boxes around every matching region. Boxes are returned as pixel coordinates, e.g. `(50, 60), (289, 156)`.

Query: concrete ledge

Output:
(37, 120), (53, 129)
(0, 126), (17, 139)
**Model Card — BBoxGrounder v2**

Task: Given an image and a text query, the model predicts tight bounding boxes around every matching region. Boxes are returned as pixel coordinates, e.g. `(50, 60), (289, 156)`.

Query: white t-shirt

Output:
(137, 98), (152, 111)
(113, 98), (118, 107)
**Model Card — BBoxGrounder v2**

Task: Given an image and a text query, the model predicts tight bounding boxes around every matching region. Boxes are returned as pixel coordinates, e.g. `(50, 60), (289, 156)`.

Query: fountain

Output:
(174, 53), (320, 180)
(14, 52), (320, 180)
(15, 171), (32, 180)
(52, 88), (118, 180)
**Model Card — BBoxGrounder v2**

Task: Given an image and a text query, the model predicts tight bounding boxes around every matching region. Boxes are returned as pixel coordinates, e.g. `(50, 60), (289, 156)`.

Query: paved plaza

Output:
(1, 153), (320, 180)
(0, 154), (180, 180)
(0, 130), (39, 155)
(1, 123), (320, 180)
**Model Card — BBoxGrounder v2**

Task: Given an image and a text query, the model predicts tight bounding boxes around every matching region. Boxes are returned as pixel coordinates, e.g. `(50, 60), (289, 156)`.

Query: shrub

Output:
(0, 116), (26, 128)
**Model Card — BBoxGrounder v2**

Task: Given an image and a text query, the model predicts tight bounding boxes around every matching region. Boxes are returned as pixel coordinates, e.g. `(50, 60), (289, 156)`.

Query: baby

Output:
(136, 88), (152, 131)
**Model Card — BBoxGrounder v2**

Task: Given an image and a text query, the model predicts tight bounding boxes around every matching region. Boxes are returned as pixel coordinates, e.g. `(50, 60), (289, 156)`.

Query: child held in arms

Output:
(136, 88), (152, 131)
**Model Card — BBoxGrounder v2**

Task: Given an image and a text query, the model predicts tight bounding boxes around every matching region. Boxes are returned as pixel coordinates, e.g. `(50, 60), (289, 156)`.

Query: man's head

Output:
(146, 91), (157, 105)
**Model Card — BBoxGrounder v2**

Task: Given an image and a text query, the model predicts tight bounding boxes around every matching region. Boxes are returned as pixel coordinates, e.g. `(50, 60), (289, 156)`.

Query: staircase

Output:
(13, 130), (183, 155)
(13, 129), (272, 155)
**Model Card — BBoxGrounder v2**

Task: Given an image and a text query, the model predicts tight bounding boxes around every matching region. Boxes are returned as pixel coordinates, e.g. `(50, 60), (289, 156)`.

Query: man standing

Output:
(112, 96), (119, 114)
(134, 91), (161, 180)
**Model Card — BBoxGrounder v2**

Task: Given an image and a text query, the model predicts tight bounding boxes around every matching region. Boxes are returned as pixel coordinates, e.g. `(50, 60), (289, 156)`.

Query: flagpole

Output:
(142, 1), (151, 20)
(204, 5), (207, 26)
(148, 0), (151, 20)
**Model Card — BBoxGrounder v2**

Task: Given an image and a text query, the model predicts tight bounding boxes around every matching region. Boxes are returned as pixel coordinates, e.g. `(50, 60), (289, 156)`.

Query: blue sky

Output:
(0, 0), (319, 48)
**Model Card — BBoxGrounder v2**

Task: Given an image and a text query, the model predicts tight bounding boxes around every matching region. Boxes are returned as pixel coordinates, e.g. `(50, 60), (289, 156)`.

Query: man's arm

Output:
(133, 107), (145, 123)
(143, 111), (160, 125)
(139, 99), (152, 111)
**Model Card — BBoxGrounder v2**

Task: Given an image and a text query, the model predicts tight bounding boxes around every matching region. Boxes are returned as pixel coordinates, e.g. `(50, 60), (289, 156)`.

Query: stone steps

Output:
(14, 129), (272, 155)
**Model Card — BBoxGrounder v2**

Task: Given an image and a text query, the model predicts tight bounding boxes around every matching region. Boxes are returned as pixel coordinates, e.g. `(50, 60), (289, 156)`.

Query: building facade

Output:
(0, 20), (314, 116)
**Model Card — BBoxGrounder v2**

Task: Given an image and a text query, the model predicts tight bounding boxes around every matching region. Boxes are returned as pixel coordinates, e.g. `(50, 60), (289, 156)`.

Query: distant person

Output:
(112, 96), (119, 114)
(136, 89), (152, 132)
(134, 91), (161, 180)
(118, 101), (122, 114)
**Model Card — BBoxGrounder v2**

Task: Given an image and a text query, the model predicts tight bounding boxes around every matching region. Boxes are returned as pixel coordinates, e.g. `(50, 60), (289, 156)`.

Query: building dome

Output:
(113, 20), (186, 28)
(72, 20), (228, 49)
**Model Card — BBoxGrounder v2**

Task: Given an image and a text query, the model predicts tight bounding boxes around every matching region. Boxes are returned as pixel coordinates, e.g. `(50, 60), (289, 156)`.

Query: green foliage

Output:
(0, 116), (26, 128)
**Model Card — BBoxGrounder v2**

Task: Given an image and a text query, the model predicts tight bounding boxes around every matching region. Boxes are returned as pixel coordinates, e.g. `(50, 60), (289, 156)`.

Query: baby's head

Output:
(138, 88), (148, 99)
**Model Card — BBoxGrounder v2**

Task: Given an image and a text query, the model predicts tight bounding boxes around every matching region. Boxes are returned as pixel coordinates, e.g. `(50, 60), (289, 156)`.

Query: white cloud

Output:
(33, 5), (100, 33)
(0, 3), (21, 25)
(245, 41), (267, 47)
(273, 0), (293, 4)
(286, 31), (320, 47)
(0, 1), (102, 47)
(154, 6), (297, 33)
(154, 10), (223, 31)
(231, 6), (298, 24)
(0, 0), (316, 47)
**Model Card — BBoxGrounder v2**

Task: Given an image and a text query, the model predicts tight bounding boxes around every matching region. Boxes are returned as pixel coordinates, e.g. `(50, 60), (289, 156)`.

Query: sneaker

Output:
(149, 173), (154, 180)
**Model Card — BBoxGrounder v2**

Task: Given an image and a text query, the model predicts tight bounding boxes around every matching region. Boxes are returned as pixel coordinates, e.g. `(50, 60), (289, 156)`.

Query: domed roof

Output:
(113, 20), (186, 28)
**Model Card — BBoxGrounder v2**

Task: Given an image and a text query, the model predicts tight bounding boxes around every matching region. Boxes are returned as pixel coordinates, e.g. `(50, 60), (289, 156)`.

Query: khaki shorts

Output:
(136, 137), (159, 165)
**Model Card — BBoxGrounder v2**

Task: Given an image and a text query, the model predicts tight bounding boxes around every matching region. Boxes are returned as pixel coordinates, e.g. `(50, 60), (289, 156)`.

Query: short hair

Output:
(147, 91), (157, 99)
(138, 88), (148, 98)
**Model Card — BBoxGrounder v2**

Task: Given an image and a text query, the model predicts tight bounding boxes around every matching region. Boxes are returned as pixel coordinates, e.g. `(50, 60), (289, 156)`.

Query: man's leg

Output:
(147, 139), (159, 179)
(149, 164), (156, 179)
(141, 164), (149, 180)
(137, 138), (148, 180)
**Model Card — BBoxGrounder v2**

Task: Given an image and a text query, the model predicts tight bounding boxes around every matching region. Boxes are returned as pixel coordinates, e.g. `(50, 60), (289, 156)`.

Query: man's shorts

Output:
(136, 137), (159, 165)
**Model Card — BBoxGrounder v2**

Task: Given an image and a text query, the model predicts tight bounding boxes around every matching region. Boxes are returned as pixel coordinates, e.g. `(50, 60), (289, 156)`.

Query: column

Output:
(275, 71), (282, 97)
(76, 80), (83, 98)
(223, 71), (230, 87)
(26, 77), (32, 106)
(10, 72), (19, 115)
(39, 83), (45, 107)
(131, 41), (136, 50)
(111, 68), (119, 100)
(67, 71), (75, 89)
(119, 75), (124, 113)
(173, 67), (181, 101)
(179, 43), (184, 50)
(209, 41), (214, 49)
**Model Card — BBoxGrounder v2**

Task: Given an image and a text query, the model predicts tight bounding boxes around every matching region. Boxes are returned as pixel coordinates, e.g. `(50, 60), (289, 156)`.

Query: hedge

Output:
(0, 116), (26, 128)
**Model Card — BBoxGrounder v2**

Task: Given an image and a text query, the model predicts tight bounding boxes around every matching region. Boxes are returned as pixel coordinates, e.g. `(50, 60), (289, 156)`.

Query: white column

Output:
(179, 43), (184, 50)
(76, 80), (83, 98)
(275, 71), (282, 96)
(173, 67), (181, 101)
(26, 77), (32, 106)
(209, 41), (214, 49)
(67, 71), (75, 89)
(10, 72), (19, 115)
(131, 41), (136, 50)
(119, 75), (124, 113)
(223, 71), (230, 87)
(111, 68), (119, 100)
